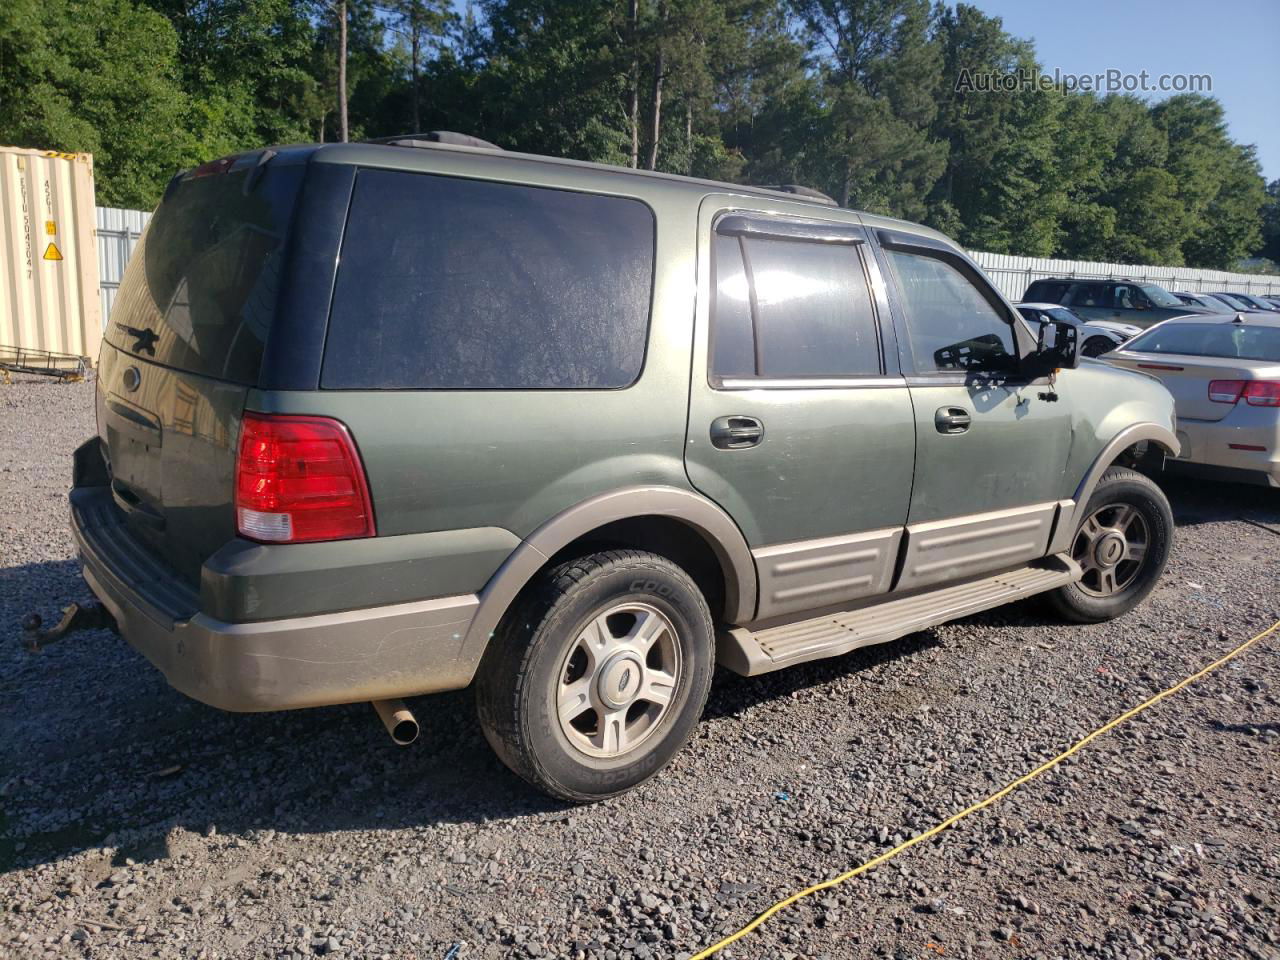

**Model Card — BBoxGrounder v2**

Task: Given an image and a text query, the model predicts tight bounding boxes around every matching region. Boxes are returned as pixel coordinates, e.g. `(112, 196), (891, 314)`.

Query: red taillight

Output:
(235, 413), (375, 543)
(1242, 381), (1280, 407)
(1208, 379), (1245, 404)
(1208, 379), (1280, 407)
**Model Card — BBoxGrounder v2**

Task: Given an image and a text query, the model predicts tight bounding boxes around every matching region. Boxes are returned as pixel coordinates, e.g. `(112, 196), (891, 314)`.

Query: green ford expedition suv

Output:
(71, 136), (1179, 801)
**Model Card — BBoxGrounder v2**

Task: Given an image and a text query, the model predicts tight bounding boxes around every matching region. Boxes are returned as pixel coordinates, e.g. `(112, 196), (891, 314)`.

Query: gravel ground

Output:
(2, 373), (1278, 960)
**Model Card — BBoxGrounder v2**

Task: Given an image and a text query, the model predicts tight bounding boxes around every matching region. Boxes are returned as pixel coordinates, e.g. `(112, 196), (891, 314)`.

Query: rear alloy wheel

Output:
(1047, 466), (1173, 623)
(555, 602), (682, 758)
(475, 550), (714, 802)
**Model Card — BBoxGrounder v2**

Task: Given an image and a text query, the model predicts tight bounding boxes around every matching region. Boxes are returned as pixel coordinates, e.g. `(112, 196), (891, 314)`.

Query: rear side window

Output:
(1069, 283), (1108, 308)
(1025, 280), (1070, 303)
(322, 170), (655, 389)
(712, 232), (882, 379)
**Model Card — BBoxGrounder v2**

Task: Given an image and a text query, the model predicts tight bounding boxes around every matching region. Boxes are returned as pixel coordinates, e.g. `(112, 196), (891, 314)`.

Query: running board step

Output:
(718, 555), (1081, 676)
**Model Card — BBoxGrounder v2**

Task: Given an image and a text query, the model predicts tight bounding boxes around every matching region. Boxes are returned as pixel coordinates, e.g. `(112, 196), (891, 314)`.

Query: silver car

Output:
(1106, 314), (1280, 487)
(1017, 302), (1141, 357)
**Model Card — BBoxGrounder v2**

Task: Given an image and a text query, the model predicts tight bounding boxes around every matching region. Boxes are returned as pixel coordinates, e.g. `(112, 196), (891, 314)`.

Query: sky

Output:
(969, 0), (1280, 182)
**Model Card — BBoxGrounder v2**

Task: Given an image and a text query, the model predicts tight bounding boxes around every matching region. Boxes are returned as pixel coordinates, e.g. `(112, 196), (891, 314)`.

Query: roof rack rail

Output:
(364, 131), (503, 151)
(753, 184), (838, 206)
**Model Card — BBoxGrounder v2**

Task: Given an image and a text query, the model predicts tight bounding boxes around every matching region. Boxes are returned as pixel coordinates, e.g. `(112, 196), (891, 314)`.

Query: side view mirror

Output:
(1028, 318), (1080, 373)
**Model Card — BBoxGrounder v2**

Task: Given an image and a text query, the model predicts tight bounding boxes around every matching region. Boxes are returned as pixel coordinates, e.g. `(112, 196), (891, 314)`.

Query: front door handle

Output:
(934, 406), (971, 435)
(710, 416), (764, 449)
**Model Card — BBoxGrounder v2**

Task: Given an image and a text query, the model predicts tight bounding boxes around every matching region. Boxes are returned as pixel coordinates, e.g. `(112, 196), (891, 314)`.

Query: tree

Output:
(0, 0), (194, 207)
(1153, 95), (1266, 269)
(381, 0), (453, 131)
(1260, 180), (1280, 264)
(927, 4), (1064, 255)
(793, 0), (948, 217)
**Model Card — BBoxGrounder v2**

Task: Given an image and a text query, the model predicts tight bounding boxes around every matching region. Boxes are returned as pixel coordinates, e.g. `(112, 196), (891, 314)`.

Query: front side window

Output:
(885, 249), (1016, 374)
(1140, 284), (1182, 308)
(1112, 284), (1151, 310)
(711, 230), (882, 380)
(323, 170), (655, 389)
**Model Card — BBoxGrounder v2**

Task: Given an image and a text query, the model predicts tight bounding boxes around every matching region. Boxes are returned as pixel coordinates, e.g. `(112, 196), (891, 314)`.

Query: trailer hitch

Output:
(21, 603), (117, 652)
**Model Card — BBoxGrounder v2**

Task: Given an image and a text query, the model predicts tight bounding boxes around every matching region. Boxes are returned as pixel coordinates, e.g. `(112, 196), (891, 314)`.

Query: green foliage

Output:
(0, 0), (1270, 268)
(0, 0), (194, 207)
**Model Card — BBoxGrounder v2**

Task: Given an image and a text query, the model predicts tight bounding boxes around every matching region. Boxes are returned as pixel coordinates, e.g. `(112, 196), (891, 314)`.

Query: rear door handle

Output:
(710, 416), (764, 449)
(934, 407), (971, 435)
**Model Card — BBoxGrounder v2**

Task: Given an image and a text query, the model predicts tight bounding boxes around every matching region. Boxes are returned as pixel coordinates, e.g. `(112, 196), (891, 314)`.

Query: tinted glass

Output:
(323, 170), (655, 389)
(711, 234), (880, 379)
(1126, 323), (1280, 361)
(1140, 284), (1182, 308)
(886, 250), (1015, 373)
(711, 234), (756, 377)
(1026, 280), (1070, 303)
(1070, 283), (1107, 308)
(1112, 284), (1148, 309)
(106, 163), (303, 384)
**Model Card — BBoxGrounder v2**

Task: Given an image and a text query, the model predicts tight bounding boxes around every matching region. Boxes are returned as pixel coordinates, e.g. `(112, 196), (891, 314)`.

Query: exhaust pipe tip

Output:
(371, 699), (419, 746)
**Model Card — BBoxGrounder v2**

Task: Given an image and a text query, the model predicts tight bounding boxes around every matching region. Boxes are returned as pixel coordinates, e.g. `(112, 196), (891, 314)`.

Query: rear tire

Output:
(475, 550), (715, 803)
(1082, 336), (1116, 358)
(1047, 467), (1173, 623)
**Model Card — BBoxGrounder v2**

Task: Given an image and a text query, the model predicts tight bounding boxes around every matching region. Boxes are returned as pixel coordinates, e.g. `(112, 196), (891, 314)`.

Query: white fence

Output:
(94, 205), (1279, 322)
(96, 206), (151, 321)
(967, 251), (1280, 302)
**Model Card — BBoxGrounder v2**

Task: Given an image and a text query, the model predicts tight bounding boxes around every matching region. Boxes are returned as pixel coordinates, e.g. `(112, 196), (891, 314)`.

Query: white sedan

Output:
(1105, 313), (1280, 488)
(1017, 303), (1143, 357)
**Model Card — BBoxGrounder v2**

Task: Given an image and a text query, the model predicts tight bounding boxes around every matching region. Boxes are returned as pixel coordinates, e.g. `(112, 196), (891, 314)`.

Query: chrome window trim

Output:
(715, 375), (909, 390)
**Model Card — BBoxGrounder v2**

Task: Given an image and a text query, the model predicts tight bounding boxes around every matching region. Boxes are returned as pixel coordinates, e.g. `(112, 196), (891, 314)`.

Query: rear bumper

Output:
(1174, 412), (1280, 487)
(72, 486), (481, 711)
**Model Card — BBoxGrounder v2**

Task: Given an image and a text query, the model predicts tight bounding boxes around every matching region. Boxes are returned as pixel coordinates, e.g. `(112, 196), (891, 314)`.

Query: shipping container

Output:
(1, 146), (102, 363)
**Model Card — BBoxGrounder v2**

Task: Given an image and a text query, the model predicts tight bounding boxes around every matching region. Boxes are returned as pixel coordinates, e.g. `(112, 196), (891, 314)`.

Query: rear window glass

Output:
(322, 170), (655, 390)
(1126, 323), (1280, 361)
(106, 163), (302, 384)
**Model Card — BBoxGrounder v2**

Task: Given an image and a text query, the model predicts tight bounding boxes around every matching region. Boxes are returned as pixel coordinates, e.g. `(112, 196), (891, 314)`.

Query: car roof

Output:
(1030, 277), (1148, 285)
(216, 138), (960, 250)
(1018, 302), (1073, 310)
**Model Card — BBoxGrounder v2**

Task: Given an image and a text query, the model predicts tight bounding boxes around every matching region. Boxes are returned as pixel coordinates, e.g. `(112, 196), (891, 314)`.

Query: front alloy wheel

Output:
(1047, 466), (1173, 624)
(1073, 502), (1149, 597)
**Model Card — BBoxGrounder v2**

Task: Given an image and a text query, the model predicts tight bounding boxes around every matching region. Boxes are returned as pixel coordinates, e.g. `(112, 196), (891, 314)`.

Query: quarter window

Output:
(323, 170), (655, 390)
(885, 249), (1016, 374)
(711, 230), (882, 380)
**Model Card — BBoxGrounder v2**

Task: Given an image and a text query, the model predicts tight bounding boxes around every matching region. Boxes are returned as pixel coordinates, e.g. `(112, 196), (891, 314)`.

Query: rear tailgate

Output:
(96, 156), (303, 586)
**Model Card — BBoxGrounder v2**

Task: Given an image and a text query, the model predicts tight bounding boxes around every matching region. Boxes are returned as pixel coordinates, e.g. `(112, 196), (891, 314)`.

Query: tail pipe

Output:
(371, 699), (419, 746)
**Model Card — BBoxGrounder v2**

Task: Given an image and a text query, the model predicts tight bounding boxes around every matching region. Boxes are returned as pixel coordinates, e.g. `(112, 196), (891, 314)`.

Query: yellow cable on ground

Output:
(689, 616), (1280, 960)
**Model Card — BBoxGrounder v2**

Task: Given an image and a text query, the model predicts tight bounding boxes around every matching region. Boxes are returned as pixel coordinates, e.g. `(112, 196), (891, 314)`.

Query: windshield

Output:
(1046, 306), (1084, 324)
(1126, 322), (1280, 361)
(1139, 284), (1182, 308)
(1212, 293), (1250, 309)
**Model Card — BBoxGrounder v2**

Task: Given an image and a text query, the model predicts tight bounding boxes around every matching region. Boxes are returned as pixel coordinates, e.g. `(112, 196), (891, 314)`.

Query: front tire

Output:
(475, 550), (715, 803)
(1046, 467), (1173, 623)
